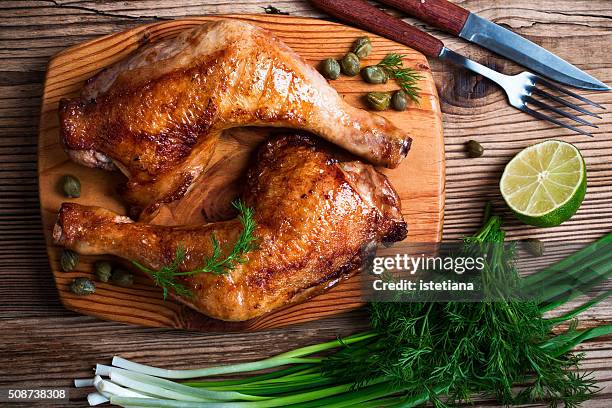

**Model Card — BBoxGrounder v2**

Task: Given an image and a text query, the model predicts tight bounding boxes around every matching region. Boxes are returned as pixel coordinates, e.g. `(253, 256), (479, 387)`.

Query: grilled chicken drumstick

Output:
(54, 135), (407, 321)
(59, 20), (412, 217)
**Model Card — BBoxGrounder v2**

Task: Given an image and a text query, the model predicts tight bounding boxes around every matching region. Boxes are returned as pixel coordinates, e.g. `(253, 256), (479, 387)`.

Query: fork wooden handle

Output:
(377, 0), (471, 36)
(309, 0), (444, 57)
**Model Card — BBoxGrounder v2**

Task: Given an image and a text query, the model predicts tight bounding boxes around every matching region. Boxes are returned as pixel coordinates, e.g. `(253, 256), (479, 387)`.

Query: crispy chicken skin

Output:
(58, 20), (412, 217)
(53, 136), (407, 321)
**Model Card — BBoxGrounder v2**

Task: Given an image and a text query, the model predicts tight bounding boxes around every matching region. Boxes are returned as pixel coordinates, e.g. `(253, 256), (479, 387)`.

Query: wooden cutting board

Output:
(38, 15), (445, 331)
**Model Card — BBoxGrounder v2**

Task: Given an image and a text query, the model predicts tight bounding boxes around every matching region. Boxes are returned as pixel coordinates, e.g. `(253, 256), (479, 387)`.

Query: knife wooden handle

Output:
(378, 0), (470, 36)
(309, 0), (444, 57)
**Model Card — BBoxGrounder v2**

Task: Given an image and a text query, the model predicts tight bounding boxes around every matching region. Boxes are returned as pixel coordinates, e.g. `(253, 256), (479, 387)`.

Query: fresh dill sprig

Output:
(193, 200), (258, 276)
(377, 53), (422, 104)
(133, 246), (191, 299)
(324, 216), (602, 407)
(132, 200), (258, 299)
(92, 224), (612, 408)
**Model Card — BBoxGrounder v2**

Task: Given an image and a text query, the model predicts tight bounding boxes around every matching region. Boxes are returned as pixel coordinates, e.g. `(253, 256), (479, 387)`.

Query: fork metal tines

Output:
(438, 48), (605, 137)
(520, 75), (604, 137)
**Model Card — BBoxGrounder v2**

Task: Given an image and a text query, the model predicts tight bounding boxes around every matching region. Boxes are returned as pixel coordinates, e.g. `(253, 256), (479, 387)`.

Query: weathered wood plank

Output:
(0, 1), (611, 407)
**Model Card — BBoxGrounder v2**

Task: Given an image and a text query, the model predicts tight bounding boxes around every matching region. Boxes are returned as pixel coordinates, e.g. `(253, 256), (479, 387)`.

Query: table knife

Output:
(309, 0), (604, 135)
(375, 0), (609, 90)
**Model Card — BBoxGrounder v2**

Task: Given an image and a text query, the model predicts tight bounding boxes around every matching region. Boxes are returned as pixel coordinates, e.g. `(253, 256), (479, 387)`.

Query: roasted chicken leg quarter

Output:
(53, 135), (407, 321)
(59, 20), (412, 217)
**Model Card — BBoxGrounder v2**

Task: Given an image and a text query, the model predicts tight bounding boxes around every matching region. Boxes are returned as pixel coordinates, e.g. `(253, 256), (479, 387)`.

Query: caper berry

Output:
(523, 238), (544, 257)
(60, 249), (79, 272)
(111, 268), (134, 287)
(320, 58), (341, 80)
(351, 36), (372, 59)
(340, 52), (360, 76)
(466, 140), (484, 158)
(70, 277), (95, 296)
(366, 92), (391, 111)
(361, 66), (388, 84)
(60, 175), (81, 198)
(93, 261), (113, 282)
(391, 90), (408, 111)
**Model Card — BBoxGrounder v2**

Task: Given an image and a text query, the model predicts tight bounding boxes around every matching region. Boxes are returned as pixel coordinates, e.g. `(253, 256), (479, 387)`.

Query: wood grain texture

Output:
(38, 15), (444, 331)
(1, 1), (611, 407)
(378, 0), (471, 35)
(310, 0), (445, 57)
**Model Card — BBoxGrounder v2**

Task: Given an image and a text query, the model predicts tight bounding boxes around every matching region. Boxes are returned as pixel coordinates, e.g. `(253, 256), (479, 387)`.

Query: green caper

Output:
(361, 66), (388, 84)
(366, 92), (391, 111)
(111, 268), (134, 287)
(70, 277), (95, 296)
(340, 52), (360, 76)
(523, 238), (544, 257)
(391, 90), (408, 111)
(351, 36), (372, 59)
(466, 140), (484, 158)
(60, 175), (81, 198)
(320, 58), (341, 80)
(93, 261), (113, 282)
(60, 249), (79, 272)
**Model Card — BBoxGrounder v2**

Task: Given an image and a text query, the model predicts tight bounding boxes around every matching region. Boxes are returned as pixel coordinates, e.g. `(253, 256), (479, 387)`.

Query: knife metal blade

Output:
(458, 13), (610, 91)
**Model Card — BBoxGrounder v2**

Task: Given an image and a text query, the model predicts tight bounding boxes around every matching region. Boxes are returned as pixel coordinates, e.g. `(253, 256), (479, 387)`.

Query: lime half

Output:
(500, 140), (586, 227)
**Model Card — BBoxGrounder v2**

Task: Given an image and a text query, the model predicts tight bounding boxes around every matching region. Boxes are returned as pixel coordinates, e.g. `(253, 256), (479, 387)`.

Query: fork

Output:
(310, 0), (604, 136)
(439, 49), (603, 136)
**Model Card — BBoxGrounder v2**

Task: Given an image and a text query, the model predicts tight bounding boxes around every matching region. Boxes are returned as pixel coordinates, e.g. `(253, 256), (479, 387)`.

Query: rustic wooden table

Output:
(1, 1), (610, 407)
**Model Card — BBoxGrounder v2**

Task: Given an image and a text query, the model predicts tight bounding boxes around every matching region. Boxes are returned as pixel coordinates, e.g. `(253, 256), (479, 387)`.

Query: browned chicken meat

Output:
(54, 135), (407, 321)
(59, 20), (412, 217)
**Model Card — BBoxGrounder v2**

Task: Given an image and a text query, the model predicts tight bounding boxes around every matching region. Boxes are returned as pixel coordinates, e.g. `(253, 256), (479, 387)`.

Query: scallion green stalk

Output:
(109, 368), (249, 402)
(523, 233), (612, 287)
(81, 225), (611, 408)
(546, 289), (612, 324)
(112, 332), (376, 379)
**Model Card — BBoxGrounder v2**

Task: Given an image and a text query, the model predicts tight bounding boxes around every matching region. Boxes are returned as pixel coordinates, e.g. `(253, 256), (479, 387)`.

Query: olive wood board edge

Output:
(38, 14), (445, 332)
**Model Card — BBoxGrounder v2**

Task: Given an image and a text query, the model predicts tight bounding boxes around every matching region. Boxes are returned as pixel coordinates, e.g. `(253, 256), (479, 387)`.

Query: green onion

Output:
(109, 368), (260, 402)
(78, 221), (611, 408)
(523, 232), (612, 287)
(547, 289), (612, 324)
(87, 392), (109, 406)
(93, 376), (151, 399)
(537, 254), (612, 312)
(112, 332), (375, 379)
(541, 324), (612, 358)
